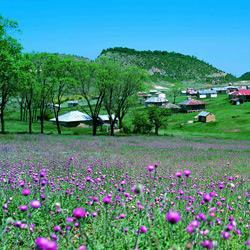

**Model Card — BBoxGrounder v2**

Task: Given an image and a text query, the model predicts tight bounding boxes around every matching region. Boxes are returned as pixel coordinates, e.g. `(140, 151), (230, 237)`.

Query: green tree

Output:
(170, 82), (183, 104)
(48, 54), (76, 134)
(103, 65), (146, 135)
(72, 60), (103, 136)
(132, 111), (153, 134)
(148, 107), (169, 135)
(0, 14), (22, 133)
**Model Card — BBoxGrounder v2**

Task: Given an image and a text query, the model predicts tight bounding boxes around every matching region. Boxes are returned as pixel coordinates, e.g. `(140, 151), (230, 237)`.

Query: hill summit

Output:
(100, 47), (236, 85)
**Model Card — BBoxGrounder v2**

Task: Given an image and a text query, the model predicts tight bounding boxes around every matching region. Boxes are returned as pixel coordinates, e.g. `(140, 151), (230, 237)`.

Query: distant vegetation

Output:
(100, 47), (237, 85)
(239, 71), (250, 81)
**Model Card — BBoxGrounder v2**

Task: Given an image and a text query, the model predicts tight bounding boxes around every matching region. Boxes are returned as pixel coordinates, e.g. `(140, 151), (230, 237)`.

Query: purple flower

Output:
(53, 225), (61, 232)
(92, 212), (97, 217)
(19, 205), (28, 211)
(35, 237), (50, 249)
(203, 193), (212, 202)
(46, 240), (57, 250)
(184, 170), (191, 177)
(30, 200), (41, 209)
(166, 211), (181, 224)
(147, 165), (154, 172)
(119, 213), (126, 219)
(176, 171), (182, 178)
(139, 226), (148, 234)
(103, 197), (111, 204)
(78, 246), (86, 250)
(21, 189), (30, 196)
(73, 208), (86, 219)
(186, 225), (194, 233)
(246, 240), (250, 246)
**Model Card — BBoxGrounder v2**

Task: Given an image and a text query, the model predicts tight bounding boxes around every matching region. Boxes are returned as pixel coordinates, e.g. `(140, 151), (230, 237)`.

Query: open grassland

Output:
(0, 134), (250, 249)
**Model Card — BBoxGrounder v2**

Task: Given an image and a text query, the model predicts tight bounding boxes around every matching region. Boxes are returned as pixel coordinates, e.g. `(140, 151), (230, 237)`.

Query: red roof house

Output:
(229, 89), (250, 102)
(178, 99), (208, 113)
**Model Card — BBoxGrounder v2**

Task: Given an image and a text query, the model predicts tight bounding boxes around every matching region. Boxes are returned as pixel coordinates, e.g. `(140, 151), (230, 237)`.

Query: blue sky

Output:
(1, 0), (250, 76)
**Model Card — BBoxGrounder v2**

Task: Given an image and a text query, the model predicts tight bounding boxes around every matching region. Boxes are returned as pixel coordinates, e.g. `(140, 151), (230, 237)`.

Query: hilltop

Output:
(99, 47), (237, 86)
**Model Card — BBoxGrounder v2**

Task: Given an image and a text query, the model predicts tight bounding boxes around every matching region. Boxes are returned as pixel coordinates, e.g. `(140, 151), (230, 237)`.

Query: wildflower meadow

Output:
(0, 134), (250, 249)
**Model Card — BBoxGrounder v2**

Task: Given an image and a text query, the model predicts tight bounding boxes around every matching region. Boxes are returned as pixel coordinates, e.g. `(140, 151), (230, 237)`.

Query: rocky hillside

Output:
(100, 47), (237, 85)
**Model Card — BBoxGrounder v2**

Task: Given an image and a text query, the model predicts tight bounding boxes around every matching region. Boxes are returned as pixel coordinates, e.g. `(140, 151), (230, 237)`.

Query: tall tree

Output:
(103, 65), (146, 136)
(30, 52), (53, 134)
(73, 59), (116, 136)
(0, 14), (22, 133)
(48, 54), (75, 135)
(171, 82), (183, 104)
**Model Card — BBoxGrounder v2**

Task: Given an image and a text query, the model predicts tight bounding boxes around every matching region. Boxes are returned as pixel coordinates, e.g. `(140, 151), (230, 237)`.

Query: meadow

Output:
(0, 134), (250, 249)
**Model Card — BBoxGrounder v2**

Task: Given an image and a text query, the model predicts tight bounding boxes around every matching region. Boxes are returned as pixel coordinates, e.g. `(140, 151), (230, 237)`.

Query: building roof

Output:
(68, 100), (78, 104)
(198, 90), (217, 94)
(230, 89), (250, 96)
(98, 114), (115, 121)
(198, 111), (211, 117)
(145, 97), (169, 103)
(231, 98), (239, 101)
(178, 99), (208, 105)
(160, 103), (180, 109)
(50, 111), (92, 122)
(212, 87), (227, 91)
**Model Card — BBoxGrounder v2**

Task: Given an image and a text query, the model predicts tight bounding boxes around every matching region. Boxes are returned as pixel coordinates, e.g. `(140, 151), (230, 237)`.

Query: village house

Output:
(145, 97), (169, 107)
(211, 87), (228, 94)
(195, 111), (215, 123)
(178, 99), (208, 113)
(50, 111), (92, 127)
(138, 93), (152, 104)
(159, 102), (181, 113)
(68, 100), (78, 107)
(198, 90), (217, 98)
(149, 90), (158, 96)
(156, 92), (166, 98)
(229, 89), (250, 102)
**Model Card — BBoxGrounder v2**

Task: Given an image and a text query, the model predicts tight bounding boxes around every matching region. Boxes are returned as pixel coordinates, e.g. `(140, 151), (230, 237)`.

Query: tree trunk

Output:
(28, 105), (32, 134)
(118, 116), (122, 129)
(40, 112), (44, 134)
(155, 126), (159, 135)
(0, 105), (5, 134)
(110, 122), (115, 136)
(20, 103), (23, 121)
(56, 115), (61, 134)
(92, 117), (97, 136)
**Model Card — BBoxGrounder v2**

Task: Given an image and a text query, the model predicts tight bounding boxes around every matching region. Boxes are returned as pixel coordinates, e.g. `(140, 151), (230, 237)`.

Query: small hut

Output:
(230, 98), (241, 105)
(156, 92), (166, 98)
(195, 112), (215, 123)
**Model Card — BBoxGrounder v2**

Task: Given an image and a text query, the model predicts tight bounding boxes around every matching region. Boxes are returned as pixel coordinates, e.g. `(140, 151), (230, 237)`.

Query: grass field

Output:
(2, 92), (250, 140)
(0, 134), (250, 249)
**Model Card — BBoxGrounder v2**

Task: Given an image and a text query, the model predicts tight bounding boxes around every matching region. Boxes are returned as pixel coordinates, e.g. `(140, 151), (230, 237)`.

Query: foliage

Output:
(100, 47), (238, 84)
(239, 71), (250, 81)
(147, 107), (169, 135)
(132, 111), (153, 134)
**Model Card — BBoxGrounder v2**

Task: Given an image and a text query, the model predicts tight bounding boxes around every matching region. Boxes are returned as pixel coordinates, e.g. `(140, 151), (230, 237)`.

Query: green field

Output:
(2, 93), (250, 140)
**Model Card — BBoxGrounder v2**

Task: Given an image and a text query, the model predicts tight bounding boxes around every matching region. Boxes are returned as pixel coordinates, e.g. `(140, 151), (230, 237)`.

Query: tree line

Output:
(0, 14), (147, 136)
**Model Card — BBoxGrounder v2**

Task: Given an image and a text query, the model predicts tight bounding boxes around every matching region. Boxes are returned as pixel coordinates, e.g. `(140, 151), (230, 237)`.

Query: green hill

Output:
(239, 71), (250, 81)
(99, 47), (237, 86)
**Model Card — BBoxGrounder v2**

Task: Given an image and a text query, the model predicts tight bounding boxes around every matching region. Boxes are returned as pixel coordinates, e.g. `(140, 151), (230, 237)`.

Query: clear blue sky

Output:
(1, 0), (250, 77)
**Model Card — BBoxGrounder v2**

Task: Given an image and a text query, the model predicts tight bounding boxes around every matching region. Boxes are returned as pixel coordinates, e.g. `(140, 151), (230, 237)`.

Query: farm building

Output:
(138, 94), (152, 104)
(198, 90), (217, 98)
(187, 90), (198, 97)
(229, 89), (250, 102)
(159, 103), (181, 113)
(230, 98), (241, 105)
(68, 100), (78, 107)
(50, 111), (92, 127)
(195, 111), (215, 123)
(98, 115), (117, 131)
(150, 90), (157, 95)
(180, 90), (187, 96)
(178, 99), (208, 113)
(156, 92), (166, 98)
(145, 97), (169, 107)
(212, 87), (228, 94)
